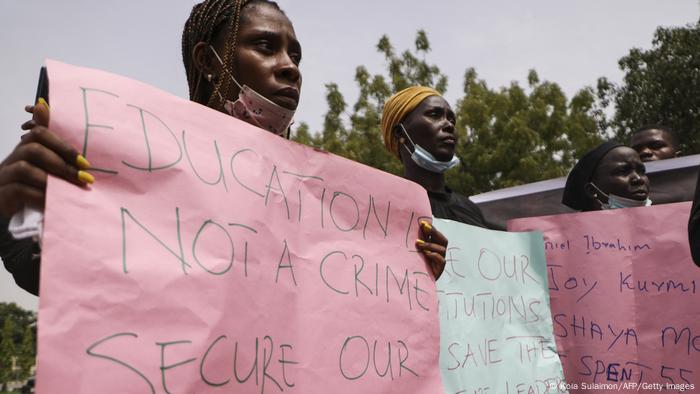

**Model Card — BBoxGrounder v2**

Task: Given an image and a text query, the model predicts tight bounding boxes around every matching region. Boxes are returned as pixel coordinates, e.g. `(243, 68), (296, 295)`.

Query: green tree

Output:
(319, 83), (349, 155)
(0, 318), (18, 389)
(18, 325), (35, 379)
(291, 122), (315, 146)
(599, 21), (700, 152)
(0, 303), (35, 348)
(451, 69), (603, 195)
(0, 303), (36, 388)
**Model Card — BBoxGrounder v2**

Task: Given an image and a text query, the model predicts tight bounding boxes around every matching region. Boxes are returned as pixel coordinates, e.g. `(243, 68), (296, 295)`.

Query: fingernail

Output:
(415, 239), (425, 246)
(78, 170), (95, 184)
(37, 97), (49, 110)
(421, 221), (432, 231)
(76, 154), (91, 170)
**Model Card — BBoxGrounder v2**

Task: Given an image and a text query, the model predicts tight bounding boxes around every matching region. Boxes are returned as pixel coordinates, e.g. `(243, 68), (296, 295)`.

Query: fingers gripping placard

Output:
(37, 60), (442, 393)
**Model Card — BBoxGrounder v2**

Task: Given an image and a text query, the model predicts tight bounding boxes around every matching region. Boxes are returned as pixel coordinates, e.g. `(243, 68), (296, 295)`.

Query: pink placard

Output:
(509, 203), (699, 393)
(36, 60), (442, 393)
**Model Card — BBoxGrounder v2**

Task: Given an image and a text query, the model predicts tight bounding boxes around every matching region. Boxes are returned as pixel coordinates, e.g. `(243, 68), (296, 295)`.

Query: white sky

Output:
(1, 1), (698, 311)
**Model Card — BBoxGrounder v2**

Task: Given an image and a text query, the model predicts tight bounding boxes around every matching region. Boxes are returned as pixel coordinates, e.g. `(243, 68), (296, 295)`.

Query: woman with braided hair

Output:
(0, 0), (302, 294)
(0, 0), (447, 294)
(182, 0), (302, 136)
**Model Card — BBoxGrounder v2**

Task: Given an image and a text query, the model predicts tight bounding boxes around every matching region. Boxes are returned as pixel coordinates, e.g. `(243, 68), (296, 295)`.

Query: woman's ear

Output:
(192, 42), (220, 80)
(394, 124), (409, 161)
(393, 124), (406, 144)
(584, 182), (596, 199)
(584, 182), (603, 210)
(584, 182), (607, 204)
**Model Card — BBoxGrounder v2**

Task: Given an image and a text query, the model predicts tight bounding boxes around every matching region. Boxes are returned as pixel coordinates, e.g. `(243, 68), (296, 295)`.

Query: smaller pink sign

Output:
(509, 203), (699, 393)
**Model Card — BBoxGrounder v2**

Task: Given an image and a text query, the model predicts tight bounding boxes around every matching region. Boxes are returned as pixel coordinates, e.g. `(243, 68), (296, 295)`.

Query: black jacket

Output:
(0, 217), (40, 295)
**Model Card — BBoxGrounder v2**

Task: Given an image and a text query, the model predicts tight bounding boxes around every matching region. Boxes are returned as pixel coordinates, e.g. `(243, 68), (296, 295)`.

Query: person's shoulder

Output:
(450, 191), (480, 209)
(445, 190), (488, 226)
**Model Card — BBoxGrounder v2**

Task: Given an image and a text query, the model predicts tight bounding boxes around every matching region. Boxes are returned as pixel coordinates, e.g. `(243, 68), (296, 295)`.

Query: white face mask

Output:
(603, 193), (653, 209)
(399, 124), (460, 173)
(210, 46), (295, 137)
(590, 183), (653, 210)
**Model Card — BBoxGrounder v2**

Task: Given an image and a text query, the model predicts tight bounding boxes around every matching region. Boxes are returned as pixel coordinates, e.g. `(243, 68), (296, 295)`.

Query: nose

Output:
(275, 53), (301, 85)
(442, 118), (455, 135)
(638, 147), (655, 161)
(630, 171), (646, 186)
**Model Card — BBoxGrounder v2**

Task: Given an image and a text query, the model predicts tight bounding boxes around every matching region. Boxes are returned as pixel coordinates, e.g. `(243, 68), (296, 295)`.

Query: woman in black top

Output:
(562, 141), (651, 212)
(380, 86), (488, 228)
(0, 0), (303, 295)
(0, 1), (449, 293)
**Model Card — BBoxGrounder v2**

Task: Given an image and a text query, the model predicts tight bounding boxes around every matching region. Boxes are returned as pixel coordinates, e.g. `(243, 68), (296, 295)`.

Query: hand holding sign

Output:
(0, 98), (91, 218)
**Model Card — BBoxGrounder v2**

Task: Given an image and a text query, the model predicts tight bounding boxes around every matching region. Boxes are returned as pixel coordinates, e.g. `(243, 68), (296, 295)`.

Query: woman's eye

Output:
(614, 166), (631, 176)
(255, 40), (273, 52)
(289, 52), (301, 65)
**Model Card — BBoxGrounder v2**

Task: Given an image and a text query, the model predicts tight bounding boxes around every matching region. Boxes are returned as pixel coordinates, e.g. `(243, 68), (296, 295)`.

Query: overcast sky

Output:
(1, 1), (698, 310)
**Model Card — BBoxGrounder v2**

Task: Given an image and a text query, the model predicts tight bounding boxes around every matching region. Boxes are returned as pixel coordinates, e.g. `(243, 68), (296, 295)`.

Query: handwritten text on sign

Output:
(36, 60), (443, 393)
(435, 219), (567, 394)
(509, 203), (699, 393)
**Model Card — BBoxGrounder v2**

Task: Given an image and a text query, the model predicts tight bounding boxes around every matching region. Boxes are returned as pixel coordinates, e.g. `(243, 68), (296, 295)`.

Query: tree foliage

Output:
(451, 69), (602, 194)
(0, 318), (17, 387)
(18, 325), (35, 377)
(0, 303), (36, 386)
(599, 21), (700, 152)
(296, 31), (604, 195)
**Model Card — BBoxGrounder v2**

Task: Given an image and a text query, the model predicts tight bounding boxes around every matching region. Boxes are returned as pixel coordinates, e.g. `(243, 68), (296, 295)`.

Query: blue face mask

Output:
(399, 124), (460, 173)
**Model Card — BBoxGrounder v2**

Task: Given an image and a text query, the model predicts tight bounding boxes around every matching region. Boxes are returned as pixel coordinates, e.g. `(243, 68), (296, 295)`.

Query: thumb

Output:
(33, 97), (50, 127)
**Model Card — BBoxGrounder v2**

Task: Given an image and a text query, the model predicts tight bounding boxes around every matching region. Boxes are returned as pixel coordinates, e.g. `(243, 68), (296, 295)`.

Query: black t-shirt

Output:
(427, 187), (488, 228)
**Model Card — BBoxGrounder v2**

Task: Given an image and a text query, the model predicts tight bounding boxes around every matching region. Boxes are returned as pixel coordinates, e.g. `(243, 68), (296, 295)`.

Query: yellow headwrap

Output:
(381, 86), (441, 158)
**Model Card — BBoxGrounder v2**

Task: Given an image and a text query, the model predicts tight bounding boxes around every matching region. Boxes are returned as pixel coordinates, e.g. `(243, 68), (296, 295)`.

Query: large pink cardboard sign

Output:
(36, 60), (442, 393)
(509, 203), (699, 393)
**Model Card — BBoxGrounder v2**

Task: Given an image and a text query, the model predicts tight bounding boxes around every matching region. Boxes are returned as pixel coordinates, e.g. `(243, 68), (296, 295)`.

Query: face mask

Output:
(590, 183), (653, 210)
(603, 193), (653, 210)
(210, 46), (295, 137)
(399, 124), (460, 173)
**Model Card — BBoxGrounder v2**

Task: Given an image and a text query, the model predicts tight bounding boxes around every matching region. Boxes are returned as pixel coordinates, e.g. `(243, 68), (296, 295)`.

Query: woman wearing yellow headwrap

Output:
(381, 86), (487, 229)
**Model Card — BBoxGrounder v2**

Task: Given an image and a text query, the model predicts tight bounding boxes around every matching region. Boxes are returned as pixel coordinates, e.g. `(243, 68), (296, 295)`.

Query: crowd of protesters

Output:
(0, 0), (697, 391)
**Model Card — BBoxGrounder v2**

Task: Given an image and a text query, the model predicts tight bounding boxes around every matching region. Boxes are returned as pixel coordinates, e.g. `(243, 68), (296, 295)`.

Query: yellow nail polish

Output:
(76, 154), (91, 170)
(415, 239), (425, 246)
(421, 221), (432, 231)
(37, 97), (49, 110)
(78, 170), (95, 184)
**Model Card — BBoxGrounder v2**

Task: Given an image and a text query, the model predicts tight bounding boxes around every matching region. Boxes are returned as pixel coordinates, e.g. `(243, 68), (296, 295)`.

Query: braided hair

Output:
(181, 0), (282, 108)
